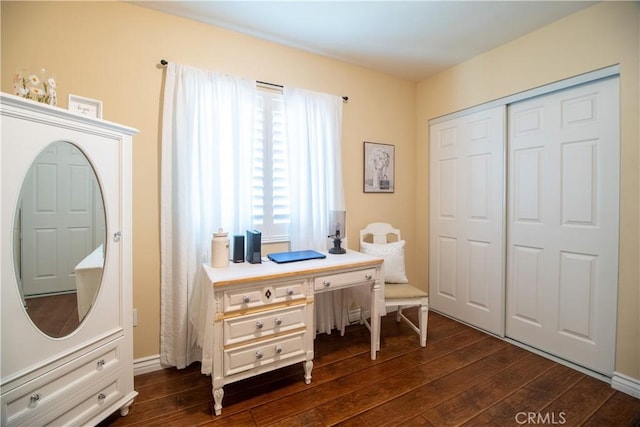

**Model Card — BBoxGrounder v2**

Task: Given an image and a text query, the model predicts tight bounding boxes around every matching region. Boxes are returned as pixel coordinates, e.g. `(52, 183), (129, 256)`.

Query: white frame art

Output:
(363, 141), (395, 193)
(68, 94), (103, 119)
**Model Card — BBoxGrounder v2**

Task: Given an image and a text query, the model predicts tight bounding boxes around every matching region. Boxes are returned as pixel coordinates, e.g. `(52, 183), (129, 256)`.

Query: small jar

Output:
(211, 228), (229, 268)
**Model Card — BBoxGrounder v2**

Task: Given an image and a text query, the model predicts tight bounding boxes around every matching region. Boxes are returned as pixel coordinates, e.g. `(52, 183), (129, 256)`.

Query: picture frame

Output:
(363, 141), (395, 193)
(68, 94), (103, 119)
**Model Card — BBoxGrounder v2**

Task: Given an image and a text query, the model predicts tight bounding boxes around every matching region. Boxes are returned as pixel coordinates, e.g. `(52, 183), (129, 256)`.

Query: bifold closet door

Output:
(429, 106), (506, 336)
(506, 77), (619, 376)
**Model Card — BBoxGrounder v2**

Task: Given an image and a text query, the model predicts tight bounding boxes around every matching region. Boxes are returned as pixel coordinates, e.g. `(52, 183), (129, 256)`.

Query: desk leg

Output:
(370, 278), (381, 360)
(304, 360), (313, 384)
(213, 387), (224, 416)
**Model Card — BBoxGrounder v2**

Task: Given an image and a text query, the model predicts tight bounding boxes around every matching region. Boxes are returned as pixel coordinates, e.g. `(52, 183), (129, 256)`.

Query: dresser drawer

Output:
(224, 331), (306, 376)
(1, 339), (122, 427)
(45, 378), (120, 427)
(224, 304), (306, 346)
(223, 279), (307, 312)
(314, 268), (377, 292)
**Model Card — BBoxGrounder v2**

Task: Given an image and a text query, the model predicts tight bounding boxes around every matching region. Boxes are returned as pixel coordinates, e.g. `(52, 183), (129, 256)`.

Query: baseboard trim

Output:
(612, 372), (640, 399)
(133, 354), (165, 376)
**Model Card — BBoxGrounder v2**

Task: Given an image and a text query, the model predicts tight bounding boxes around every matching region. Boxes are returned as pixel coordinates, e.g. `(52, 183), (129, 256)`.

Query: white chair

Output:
(360, 222), (429, 347)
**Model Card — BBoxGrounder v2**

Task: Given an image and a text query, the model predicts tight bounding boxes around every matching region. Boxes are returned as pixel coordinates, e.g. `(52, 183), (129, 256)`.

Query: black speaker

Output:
(232, 235), (245, 263)
(246, 230), (262, 264)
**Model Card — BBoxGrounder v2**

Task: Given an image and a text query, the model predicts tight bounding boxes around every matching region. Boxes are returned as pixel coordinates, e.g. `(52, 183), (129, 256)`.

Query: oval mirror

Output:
(13, 141), (106, 338)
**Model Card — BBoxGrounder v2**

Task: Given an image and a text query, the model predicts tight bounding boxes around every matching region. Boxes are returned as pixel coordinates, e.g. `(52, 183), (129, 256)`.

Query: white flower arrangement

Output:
(13, 69), (57, 106)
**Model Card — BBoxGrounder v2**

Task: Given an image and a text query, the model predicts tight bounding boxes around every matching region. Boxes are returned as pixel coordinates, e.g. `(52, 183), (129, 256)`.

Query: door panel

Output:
(21, 142), (96, 296)
(506, 77), (619, 375)
(429, 106), (506, 335)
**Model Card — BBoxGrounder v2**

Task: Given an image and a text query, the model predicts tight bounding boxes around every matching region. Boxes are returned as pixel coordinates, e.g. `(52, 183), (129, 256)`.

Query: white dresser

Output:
(201, 250), (383, 415)
(0, 93), (137, 426)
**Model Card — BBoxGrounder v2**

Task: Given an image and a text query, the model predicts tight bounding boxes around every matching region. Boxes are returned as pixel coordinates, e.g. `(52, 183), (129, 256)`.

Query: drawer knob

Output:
(365, 274), (373, 280)
(255, 351), (263, 360)
(286, 288), (294, 296)
(323, 280), (331, 287)
(275, 345), (283, 354)
(242, 295), (251, 304)
(255, 320), (264, 329)
(30, 393), (41, 403)
(275, 318), (282, 326)
(97, 359), (106, 368)
(98, 393), (106, 401)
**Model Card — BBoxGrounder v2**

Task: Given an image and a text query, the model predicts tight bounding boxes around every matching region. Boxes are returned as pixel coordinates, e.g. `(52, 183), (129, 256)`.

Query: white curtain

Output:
(160, 63), (256, 368)
(284, 87), (347, 334)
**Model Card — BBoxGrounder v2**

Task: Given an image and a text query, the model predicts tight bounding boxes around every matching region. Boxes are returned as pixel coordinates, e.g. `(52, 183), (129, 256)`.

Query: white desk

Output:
(200, 250), (383, 415)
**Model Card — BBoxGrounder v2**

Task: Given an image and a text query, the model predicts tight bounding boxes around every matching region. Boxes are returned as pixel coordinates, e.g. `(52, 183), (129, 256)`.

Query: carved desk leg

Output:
(304, 360), (313, 384)
(213, 387), (224, 416)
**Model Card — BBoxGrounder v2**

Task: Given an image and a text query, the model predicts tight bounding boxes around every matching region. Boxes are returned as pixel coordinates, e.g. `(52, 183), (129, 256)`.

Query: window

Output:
(251, 88), (290, 241)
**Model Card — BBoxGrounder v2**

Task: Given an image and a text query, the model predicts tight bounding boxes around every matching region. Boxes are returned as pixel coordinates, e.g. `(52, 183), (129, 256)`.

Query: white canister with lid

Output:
(211, 228), (230, 268)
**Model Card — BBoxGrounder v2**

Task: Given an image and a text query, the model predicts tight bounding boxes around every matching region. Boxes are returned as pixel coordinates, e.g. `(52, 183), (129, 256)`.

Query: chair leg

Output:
(396, 307), (402, 323)
(419, 304), (428, 347)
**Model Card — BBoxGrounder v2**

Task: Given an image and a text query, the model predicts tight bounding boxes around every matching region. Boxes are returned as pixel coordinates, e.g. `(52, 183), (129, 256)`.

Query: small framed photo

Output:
(363, 141), (395, 193)
(68, 94), (103, 119)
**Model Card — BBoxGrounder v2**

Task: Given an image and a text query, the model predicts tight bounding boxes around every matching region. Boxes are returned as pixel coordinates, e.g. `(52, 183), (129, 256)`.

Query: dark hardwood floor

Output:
(100, 309), (640, 426)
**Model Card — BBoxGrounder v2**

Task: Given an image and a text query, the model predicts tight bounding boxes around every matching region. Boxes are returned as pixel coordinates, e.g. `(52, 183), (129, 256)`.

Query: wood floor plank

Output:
(421, 352), (556, 426)
(540, 375), (617, 425)
(316, 336), (511, 425)
(358, 343), (529, 427)
(582, 391), (640, 426)
(461, 363), (585, 425)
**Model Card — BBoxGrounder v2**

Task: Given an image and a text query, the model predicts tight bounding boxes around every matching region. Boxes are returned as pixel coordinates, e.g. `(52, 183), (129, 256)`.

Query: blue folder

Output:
(267, 250), (327, 264)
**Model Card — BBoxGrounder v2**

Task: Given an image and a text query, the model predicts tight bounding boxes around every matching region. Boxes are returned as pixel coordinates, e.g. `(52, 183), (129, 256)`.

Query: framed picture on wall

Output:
(363, 141), (394, 193)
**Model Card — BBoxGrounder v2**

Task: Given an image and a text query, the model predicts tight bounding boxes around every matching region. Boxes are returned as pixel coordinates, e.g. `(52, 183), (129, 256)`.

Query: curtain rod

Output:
(160, 59), (348, 102)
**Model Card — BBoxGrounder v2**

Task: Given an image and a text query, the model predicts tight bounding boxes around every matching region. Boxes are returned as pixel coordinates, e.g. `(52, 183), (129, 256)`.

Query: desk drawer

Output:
(224, 304), (306, 346)
(314, 268), (377, 292)
(224, 332), (306, 376)
(223, 279), (307, 312)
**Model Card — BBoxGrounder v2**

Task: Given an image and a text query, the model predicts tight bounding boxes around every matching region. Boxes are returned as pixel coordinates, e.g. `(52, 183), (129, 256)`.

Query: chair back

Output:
(359, 222), (401, 246)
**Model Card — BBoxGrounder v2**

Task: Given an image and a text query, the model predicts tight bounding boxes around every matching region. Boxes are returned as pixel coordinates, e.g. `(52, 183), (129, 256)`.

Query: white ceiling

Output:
(135, 1), (596, 81)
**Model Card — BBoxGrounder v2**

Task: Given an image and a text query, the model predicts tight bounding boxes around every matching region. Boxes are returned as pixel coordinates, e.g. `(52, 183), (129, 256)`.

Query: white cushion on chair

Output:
(360, 240), (408, 283)
(384, 283), (428, 299)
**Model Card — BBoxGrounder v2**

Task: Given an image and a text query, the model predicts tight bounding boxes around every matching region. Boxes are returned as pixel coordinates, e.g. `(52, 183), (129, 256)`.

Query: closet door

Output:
(429, 106), (505, 335)
(506, 77), (619, 375)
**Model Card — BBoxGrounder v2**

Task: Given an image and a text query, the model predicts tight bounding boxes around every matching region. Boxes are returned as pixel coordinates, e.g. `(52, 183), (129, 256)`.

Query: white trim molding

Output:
(612, 372), (640, 399)
(133, 354), (165, 376)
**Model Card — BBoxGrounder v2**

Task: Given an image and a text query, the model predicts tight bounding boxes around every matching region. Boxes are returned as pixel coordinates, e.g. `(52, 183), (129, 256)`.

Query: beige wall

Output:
(1, 2), (416, 359)
(416, 1), (639, 379)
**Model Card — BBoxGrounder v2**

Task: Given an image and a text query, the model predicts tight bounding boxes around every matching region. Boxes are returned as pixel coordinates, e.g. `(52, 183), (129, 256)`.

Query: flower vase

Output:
(13, 67), (57, 106)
